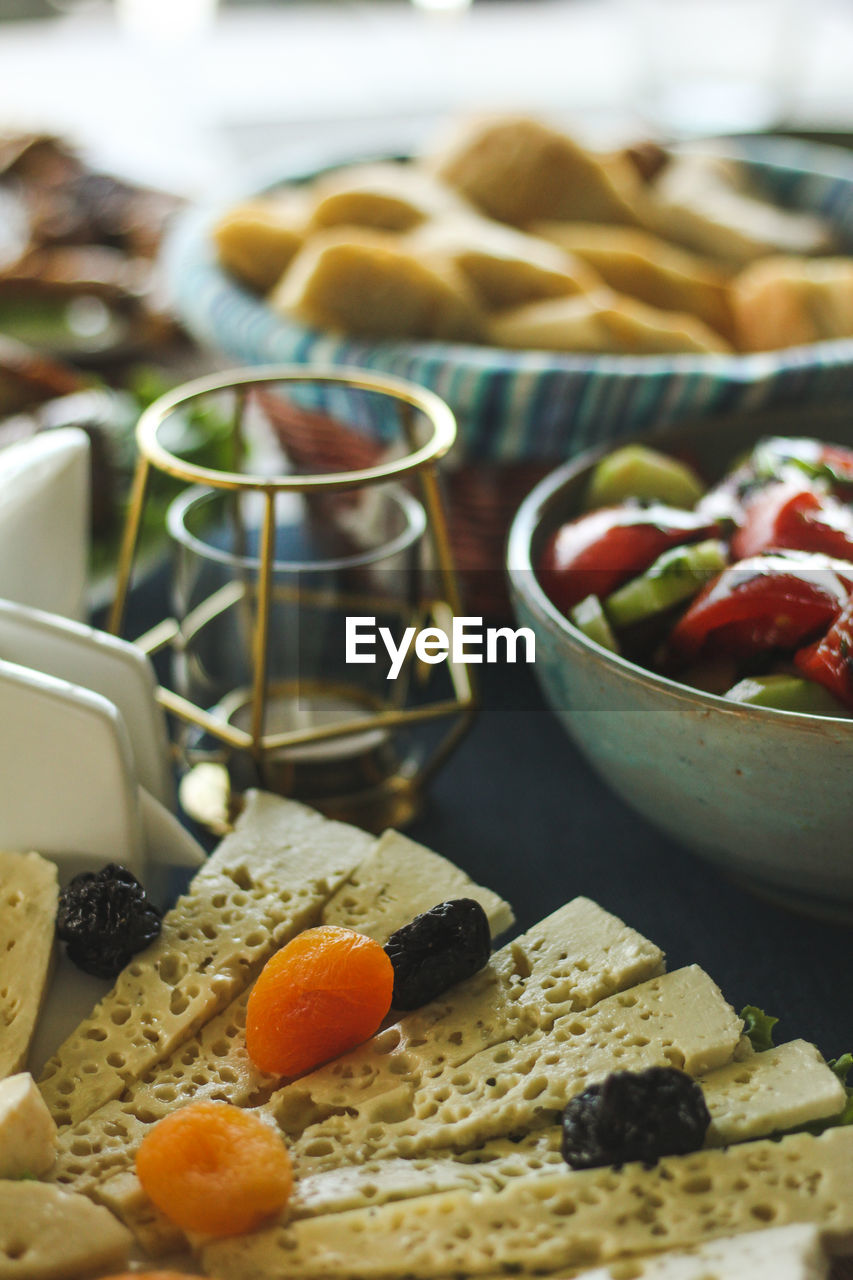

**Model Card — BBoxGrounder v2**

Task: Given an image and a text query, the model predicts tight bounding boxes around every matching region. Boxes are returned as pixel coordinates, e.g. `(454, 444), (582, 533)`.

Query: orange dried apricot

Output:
(135, 1100), (292, 1237)
(246, 924), (394, 1076)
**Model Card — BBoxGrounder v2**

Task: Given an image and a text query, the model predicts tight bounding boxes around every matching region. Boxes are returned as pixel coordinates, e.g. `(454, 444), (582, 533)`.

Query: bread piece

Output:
(407, 215), (602, 311)
(641, 152), (835, 267)
(0, 850), (57, 1080)
(203, 1125), (853, 1280)
(38, 792), (375, 1127)
(308, 162), (469, 233)
(427, 115), (642, 229)
(532, 221), (733, 340)
(490, 292), (732, 355)
(214, 189), (310, 292)
(271, 227), (485, 342)
(0, 1181), (130, 1279)
(732, 255), (853, 351)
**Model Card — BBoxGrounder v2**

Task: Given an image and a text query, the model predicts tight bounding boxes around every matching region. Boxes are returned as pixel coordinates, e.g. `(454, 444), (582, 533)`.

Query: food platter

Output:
(4, 789), (852, 1279)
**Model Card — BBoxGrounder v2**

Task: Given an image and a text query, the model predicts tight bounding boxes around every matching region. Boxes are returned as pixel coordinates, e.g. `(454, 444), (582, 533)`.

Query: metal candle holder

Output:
(108, 366), (477, 832)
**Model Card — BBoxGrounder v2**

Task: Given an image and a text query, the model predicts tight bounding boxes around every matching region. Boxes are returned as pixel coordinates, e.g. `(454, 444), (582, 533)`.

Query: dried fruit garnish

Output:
(55, 863), (161, 978)
(245, 925), (394, 1077)
(135, 1100), (292, 1237)
(384, 898), (491, 1010)
(561, 1066), (711, 1170)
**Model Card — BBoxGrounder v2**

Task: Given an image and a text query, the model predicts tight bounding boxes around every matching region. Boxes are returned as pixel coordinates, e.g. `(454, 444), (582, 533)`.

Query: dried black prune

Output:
(384, 898), (491, 1010)
(56, 863), (162, 979)
(561, 1066), (711, 1170)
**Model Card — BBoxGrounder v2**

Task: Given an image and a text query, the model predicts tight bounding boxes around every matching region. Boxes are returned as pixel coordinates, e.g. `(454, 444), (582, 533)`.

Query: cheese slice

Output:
(277, 1039), (845, 1224)
(38, 792), (376, 1126)
(49, 829), (513, 1203)
(0, 1180), (130, 1279)
(269, 898), (663, 1153)
(703, 1040), (846, 1145)
(322, 829), (514, 941)
(63, 898), (661, 1257)
(202, 1125), (853, 1280)
(278, 965), (741, 1171)
(0, 1073), (57, 1179)
(0, 850), (57, 1080)
(578, 1223), (828, 1280)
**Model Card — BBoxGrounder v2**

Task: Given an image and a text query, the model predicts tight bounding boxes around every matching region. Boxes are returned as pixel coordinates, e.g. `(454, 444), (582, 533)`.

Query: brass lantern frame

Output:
(108, 366), (477, 828)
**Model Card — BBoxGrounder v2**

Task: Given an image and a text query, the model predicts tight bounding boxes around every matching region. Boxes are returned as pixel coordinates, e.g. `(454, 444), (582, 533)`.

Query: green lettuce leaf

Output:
(741, 1005), (778, 1053)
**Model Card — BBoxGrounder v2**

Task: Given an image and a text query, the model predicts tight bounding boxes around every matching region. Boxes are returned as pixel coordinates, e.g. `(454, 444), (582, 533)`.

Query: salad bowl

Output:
(507, 402), (853, 913)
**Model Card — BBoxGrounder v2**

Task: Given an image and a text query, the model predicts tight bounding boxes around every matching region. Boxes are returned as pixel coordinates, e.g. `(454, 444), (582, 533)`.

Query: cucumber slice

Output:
(724, 674), (852, 717)
(584, 445), (706, 511)
(569, 595), (619, 652)
(604, 539), (727, 629)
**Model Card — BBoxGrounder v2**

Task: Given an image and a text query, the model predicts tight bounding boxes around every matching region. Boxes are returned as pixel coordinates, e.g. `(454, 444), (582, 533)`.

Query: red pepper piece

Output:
(538, 505), (718, 615)
(733, 482), (853, 561)
(795, 597), (853, 710)
(668, 553), (853, 664)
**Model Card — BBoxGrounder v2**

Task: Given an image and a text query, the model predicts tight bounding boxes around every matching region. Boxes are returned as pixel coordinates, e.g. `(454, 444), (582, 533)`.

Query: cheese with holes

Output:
(49, 827), (512, 1205)
(703, 1040), (846, 1144)
(38, 792), (376, 1126)
(272, 1037), (847, 1223)
(276, 965), (741, 1170)
(59, 898), (661, 1256)
(0, 851), (57, 1080)
(580, 1223), (828, 1279)
(268, 898), (664, 1155)
(203, 1125), (853, 1280)
(323, 829), (514, 941)
(0, 1073), (57, 1179)
(0, 1181), (130, 1279)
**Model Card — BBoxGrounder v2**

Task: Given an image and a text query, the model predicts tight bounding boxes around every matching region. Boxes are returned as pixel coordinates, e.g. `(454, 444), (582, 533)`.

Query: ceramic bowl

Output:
(166, 135), (853, 465)
(507, 403), (853, 912)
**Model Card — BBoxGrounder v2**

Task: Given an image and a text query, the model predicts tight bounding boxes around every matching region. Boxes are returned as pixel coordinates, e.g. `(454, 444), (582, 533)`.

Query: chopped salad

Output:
(538, 436), (853, 716)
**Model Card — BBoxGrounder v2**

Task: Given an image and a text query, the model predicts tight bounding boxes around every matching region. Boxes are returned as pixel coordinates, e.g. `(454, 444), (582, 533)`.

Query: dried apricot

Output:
(246, 924), (394, 1076)
(135, 1100), (292, 1237)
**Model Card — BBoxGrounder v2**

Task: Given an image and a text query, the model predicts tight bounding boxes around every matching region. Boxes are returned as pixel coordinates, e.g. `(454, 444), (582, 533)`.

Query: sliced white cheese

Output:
(60, 897), (661, 1256)
(0, 850), (57, 1080)
(281, 965), (741, 1169)
(276, 1039), (848, 1224)
(323, 829), (514, 941)
(269, 898), (664, 1152)
(0, 1073), (57, 1179)
(202, 1125), (853, 1280)
(49, 827), (515, 1207)
(579, 1223), (828, 1279)
(703, 1040), (846, 1144)
(0, 1180), (130, 1279)
(38, 792), (376, 1126)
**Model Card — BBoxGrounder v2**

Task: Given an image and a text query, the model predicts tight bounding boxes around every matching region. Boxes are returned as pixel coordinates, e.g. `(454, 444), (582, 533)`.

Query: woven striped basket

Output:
(166, 135), (853, 614)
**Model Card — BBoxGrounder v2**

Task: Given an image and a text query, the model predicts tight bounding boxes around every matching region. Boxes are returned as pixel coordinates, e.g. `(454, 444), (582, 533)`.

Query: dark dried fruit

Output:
(56, 863), (162, 979)
(384, 898), (491, 1010)
(561, 1066), (711, 1170)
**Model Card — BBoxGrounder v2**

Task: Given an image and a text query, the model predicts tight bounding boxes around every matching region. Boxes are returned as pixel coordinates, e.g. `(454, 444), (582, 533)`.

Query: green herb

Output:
(740, 1005), (778, 1053)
